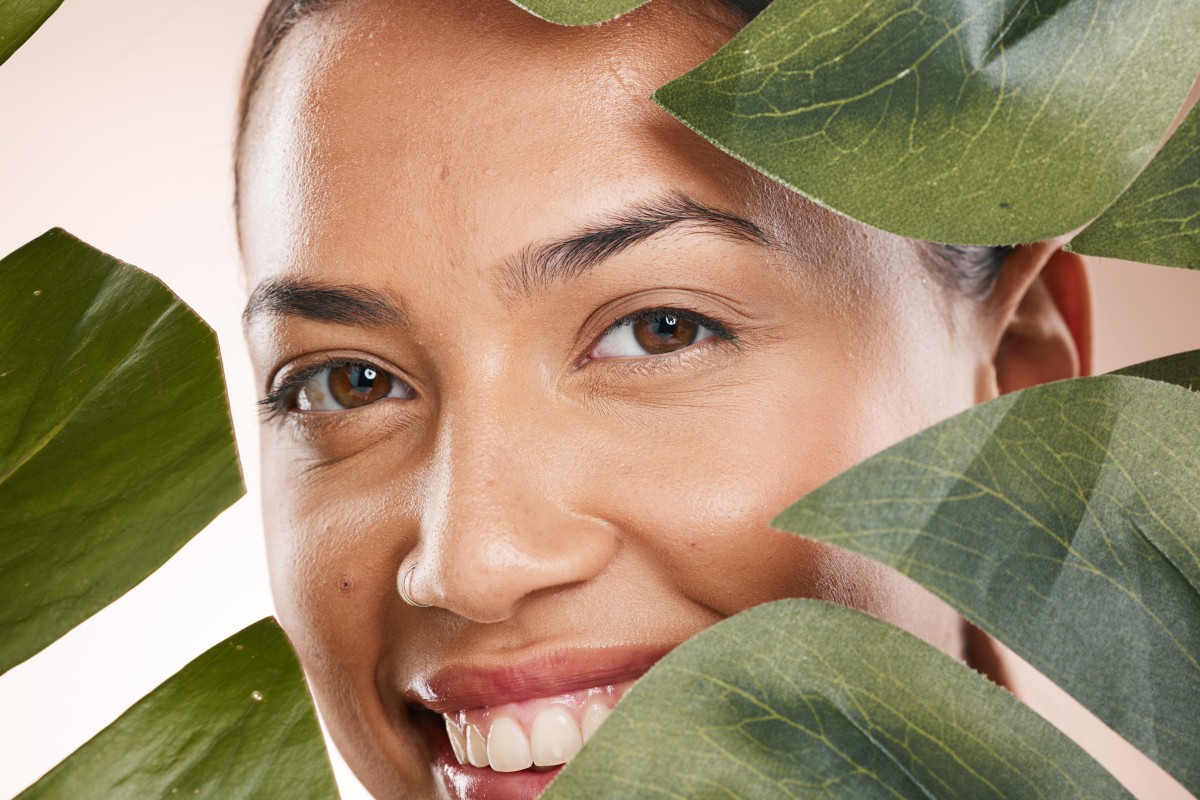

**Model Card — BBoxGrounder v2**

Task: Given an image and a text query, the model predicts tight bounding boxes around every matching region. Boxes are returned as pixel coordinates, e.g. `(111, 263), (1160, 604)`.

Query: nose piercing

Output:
(400, 563), (432, 608)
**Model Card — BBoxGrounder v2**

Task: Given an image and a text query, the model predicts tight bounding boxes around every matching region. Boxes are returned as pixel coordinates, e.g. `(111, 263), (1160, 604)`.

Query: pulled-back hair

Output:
(236, 0), (1011, 296)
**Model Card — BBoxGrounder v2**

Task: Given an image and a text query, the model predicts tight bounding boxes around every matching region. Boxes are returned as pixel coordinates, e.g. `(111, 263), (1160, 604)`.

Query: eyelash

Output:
(259, 307), (737, 421)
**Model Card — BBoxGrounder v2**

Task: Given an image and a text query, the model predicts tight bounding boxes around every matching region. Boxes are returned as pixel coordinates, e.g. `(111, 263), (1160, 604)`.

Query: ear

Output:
(983, 241), (1093, 397)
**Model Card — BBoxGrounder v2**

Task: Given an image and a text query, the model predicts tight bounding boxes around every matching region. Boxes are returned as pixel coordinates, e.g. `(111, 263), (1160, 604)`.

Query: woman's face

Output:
(239, 1), (1005, 798)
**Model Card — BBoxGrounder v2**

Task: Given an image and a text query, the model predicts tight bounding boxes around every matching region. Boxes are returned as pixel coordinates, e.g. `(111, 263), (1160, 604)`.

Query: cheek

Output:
(578, 318), (970, 645)
(260, 433), (443, 798)
(585, 401), (928, 625)
(260, 436), (419, 674)
(582, 387), (857, 605)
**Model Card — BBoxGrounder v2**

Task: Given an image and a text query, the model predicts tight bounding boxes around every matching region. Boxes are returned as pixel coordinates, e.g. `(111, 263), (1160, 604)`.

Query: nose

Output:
(400, 411), (617, 623)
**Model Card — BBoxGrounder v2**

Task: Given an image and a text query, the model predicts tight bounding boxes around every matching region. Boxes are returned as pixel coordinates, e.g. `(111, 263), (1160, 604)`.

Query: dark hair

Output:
(236, 0), (1011, 296)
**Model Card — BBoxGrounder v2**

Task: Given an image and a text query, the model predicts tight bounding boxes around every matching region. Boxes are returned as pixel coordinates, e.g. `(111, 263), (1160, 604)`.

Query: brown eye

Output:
(589, 309), (723, 360)
(632, 313), (699, 354)
(328, 364), (393, 408)
(277, 361), (415, 415)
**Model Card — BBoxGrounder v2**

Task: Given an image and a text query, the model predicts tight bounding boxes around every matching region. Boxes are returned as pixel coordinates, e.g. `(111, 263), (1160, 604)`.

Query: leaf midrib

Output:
(0, 301), (178, 490)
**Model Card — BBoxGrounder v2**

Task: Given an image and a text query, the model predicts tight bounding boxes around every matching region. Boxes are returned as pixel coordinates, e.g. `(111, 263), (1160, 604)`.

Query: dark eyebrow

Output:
(244, 194), (773, 326)
(242, 279), (405, 327)
(502, 192), (777, 296)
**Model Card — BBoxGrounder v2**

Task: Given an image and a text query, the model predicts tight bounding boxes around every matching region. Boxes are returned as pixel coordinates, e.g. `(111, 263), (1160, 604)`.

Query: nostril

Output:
(399, 562), (435, 608)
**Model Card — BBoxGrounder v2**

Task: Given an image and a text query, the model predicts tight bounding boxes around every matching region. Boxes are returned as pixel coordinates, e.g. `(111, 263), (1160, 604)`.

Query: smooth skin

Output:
(238, 0), (1089, 797)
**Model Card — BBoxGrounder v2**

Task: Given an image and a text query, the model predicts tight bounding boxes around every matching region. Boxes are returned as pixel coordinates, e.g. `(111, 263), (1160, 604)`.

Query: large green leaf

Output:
(1113, 348), (1200, 389)
(18, 617), (338, 798)
(1067, 103), (1200, 270)
(653, 0), (1200, 245)
(773, 356), (1200, 795)
(546, 599), (1130, 799)
(0, 229), (244, 674)
(507, 0), (647, 25)
(0, 0), (65, 65)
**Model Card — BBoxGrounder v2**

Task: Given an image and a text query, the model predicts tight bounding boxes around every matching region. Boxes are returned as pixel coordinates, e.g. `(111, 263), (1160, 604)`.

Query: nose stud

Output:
(400, 563), (432, 608)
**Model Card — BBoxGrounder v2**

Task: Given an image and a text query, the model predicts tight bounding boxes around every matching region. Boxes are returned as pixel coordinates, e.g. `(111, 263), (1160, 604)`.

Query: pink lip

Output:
(405, 644), (672, 714)
(436, 750), (563, 800)
(404, 645), (675, 800)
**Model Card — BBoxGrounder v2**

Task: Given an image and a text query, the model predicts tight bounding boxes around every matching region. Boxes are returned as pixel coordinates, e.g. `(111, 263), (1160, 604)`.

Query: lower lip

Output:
(438, 754), (562, 800)
(415, 707), (562, 800)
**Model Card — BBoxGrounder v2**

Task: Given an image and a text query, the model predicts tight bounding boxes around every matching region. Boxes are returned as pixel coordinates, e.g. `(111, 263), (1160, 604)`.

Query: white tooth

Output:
(444, 717), (467, 765)
(581, 699), (611, 743)
(531, 705), (583, 766)
(466, 724), (490, 768)
(486, 715), (533, 772)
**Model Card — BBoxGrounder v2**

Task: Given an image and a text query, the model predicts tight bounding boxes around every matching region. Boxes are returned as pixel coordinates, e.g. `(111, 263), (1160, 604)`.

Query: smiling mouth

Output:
(405, 646), (669, 781)
(438, 679), (635, 771)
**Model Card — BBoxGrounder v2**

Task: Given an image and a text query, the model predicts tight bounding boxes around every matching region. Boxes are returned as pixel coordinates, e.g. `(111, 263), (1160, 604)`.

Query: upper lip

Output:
(404, 644), (673, 714)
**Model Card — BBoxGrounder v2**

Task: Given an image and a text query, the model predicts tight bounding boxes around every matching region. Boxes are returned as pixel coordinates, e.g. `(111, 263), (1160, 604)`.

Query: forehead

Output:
(238, 0), (765, 282)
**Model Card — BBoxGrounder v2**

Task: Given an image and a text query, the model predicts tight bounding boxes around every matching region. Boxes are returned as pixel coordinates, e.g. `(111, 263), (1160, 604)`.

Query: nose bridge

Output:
(409, 383), (615, 623)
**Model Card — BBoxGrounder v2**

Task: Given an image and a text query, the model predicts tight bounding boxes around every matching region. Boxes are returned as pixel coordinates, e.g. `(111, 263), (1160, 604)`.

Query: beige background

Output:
(0, 1), (1197, 798)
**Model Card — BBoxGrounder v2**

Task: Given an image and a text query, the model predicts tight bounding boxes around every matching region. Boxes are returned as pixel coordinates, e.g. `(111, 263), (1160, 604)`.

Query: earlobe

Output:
(986, 242), (1093, 396)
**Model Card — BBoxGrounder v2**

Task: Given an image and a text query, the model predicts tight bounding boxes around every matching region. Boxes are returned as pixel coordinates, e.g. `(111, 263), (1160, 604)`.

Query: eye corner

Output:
(257, 389), (292, 422)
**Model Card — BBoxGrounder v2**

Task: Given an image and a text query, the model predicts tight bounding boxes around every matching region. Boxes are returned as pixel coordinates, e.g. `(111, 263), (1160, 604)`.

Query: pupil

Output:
(353, 366), (377, 391)
(653, 315), (679, 336)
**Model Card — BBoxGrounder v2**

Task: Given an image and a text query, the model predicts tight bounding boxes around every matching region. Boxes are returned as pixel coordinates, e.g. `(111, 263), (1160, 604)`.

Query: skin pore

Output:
(237, 1), (1089, 798)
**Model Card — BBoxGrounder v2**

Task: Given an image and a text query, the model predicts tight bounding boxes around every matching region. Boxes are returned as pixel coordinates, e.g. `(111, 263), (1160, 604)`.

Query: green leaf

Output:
(506, 0), (647, 25)
(773, 356), (1200, 795)
(546, 599), (1130, 799)
(0, 229), (244, 674)
(1067, 103), (1200, 270)
(1113, 348), (1200, 390)
(0, 0), (65, 65)
(653, 0), (1200, 245)
(18, 617), (338, 799)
